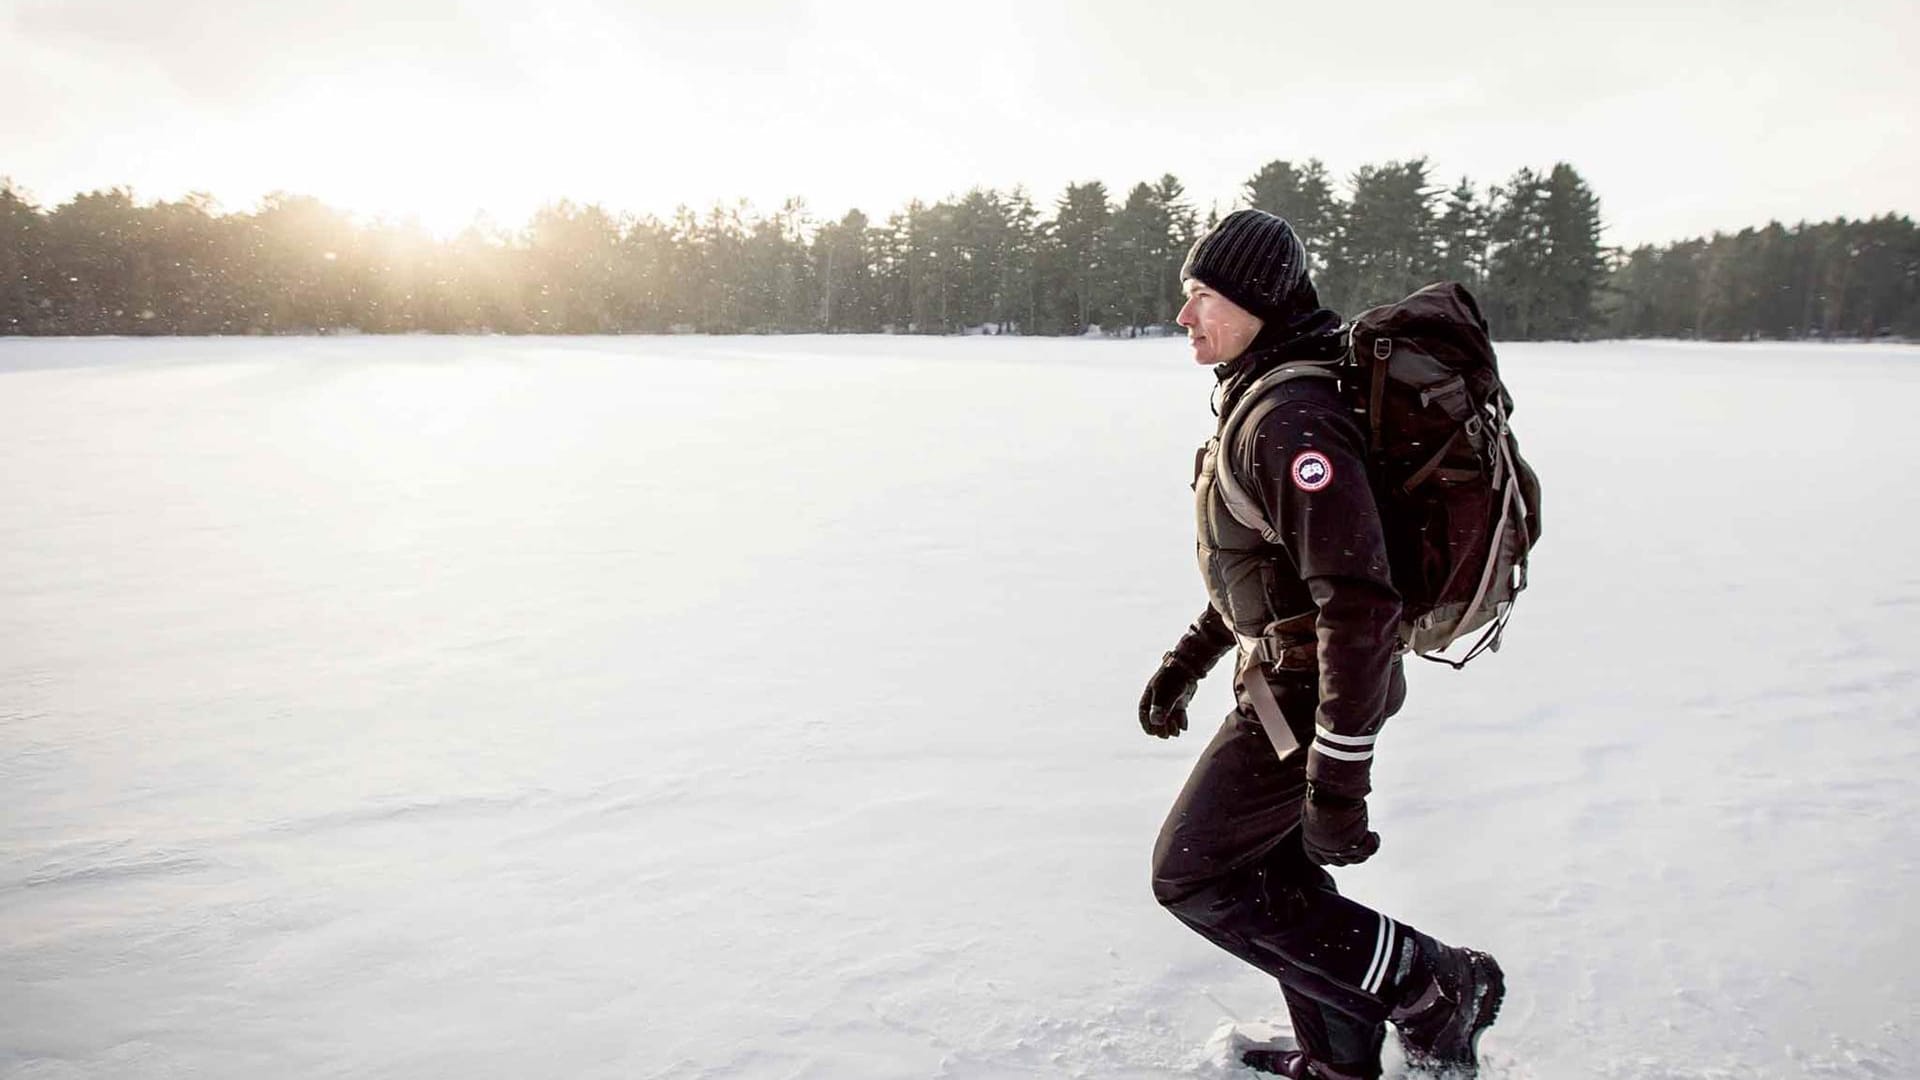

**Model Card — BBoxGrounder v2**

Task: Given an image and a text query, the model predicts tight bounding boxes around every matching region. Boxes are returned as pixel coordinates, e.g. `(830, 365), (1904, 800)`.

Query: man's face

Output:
(1176, 279), (1262, 366)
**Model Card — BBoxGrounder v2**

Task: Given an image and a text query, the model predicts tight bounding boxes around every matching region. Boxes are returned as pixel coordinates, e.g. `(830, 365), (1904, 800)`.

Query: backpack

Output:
(1213, 281), (1543, 667)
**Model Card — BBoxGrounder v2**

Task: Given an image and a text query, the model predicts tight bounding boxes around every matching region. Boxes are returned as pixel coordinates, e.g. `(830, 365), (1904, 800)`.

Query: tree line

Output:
(1, 164), (1913, 340)
(1605, 216), (1919, 339)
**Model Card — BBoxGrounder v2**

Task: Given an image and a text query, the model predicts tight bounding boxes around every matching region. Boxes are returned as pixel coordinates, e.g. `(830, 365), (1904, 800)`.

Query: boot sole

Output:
(1239, 1048), (1300, 1075)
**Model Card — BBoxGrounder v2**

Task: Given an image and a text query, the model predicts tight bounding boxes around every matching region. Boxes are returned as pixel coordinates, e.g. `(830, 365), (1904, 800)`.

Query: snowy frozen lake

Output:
(2, 334), (1917, 1079)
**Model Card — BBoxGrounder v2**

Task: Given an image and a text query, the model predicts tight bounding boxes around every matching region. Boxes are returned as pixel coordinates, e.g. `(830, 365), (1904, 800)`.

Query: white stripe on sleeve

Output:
(1314, 726), (1378, 748)
(1311, 741), (1374, 762)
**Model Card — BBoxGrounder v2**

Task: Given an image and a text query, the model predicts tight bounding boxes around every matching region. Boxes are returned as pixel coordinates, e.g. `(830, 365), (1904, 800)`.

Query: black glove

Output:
(1139, 654), (1202, 739)
(1302, 786), (1380, 866)
(1139, 608), (1236, 740)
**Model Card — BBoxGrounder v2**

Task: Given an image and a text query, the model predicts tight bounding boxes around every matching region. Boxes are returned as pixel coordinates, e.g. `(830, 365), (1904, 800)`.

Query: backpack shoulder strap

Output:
(1212, 361), (1344, 543)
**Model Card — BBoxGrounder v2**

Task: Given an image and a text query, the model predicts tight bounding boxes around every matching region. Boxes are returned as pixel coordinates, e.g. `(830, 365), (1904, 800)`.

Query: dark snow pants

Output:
(1150, 661), (1418, 1074)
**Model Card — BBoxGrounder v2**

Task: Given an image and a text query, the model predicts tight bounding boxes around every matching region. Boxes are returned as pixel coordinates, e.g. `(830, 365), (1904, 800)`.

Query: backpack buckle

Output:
(1250, 635), (1317, 672)
(1372, 337), (1392, 362)
(1464, 416), (1483, 438)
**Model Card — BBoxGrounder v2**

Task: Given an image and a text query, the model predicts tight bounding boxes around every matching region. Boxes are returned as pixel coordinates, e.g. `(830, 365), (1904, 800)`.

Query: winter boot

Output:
(1391, 944), (1504, 1075)
(1241, 1047), (1375, 1079)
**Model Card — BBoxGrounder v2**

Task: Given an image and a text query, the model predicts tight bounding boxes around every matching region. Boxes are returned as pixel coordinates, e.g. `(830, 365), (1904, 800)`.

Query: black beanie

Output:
(1180, 209), (1315, 325)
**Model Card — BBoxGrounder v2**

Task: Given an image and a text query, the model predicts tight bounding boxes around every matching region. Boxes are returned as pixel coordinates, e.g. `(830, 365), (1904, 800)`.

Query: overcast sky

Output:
(3, 0), (1914, 247)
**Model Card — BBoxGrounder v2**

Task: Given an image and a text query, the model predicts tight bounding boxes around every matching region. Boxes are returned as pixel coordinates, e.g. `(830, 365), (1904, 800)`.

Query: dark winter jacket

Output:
(1192, 328), (1403, 800)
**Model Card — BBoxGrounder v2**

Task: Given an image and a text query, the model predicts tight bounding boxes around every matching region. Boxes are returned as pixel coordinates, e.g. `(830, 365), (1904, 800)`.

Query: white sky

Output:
(2, 0), (1914, 248)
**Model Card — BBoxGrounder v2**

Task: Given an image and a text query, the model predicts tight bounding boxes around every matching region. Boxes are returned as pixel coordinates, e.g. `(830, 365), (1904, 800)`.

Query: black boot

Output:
(1241, 1047), (1375, 1079)
(1391, 944), (1504, 1075)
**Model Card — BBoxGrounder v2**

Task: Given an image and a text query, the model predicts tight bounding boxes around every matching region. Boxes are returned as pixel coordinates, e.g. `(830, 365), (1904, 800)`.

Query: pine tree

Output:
(1339, 158), (1440, 311)
(0, 181), (46, 333)
(696, 201), (751, 332)
(814, 208), (875, 332)
(527, 200), (624, 332)
(1110, 182), (1168, 335)
(1485, 169), (1550, 339)
(1434, 178), (1488, 291)
(950, 188), (1018, 331)
(1538, 163), (1606, 338)
(1154, 173), (1199, 322)
(772, 197), (817, 332)
(612, 215), (673, 332)
(872, 207), (913, 332)
(1048, 181), (1114, 334)
(44, 188), (143, 333)
(900, 199), (959, 333)
(999, 188), (1041, 333)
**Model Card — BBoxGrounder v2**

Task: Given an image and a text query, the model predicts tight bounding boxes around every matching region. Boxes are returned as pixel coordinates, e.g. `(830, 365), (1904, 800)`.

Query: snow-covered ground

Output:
(2, 334), (1915, 1080)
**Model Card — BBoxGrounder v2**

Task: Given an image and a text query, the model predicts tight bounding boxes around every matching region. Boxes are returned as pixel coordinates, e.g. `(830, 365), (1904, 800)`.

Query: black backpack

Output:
(1213, 282), (1543, 667)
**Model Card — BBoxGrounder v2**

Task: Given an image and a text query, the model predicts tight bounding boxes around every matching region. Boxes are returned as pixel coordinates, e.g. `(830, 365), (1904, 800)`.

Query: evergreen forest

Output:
(2, 160), (1914, 341)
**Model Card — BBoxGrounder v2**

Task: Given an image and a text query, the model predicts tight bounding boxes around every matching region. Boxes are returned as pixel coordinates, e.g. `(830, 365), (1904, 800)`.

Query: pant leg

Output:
(1283, 986), (1386, 1077)
(1150, 661), (1413, 1030)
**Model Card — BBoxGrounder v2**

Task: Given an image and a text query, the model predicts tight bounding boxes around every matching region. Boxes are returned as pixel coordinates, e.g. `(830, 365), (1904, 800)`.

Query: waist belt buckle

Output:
(1257, 637), (1317, 673)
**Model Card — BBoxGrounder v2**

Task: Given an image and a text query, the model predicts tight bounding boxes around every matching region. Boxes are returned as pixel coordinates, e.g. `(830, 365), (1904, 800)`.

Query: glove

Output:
(1139, 608), (1236, 740)
(1139, 654), (1202, 739)
(1302, 786), (1380, 866)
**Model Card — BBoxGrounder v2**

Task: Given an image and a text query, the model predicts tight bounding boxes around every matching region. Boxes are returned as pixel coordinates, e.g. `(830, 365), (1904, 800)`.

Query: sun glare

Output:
(230, 92), (562, 239)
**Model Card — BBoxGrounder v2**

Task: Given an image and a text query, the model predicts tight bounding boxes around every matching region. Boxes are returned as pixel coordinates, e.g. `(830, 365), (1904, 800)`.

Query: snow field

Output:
(1, 334), (1916, 1079)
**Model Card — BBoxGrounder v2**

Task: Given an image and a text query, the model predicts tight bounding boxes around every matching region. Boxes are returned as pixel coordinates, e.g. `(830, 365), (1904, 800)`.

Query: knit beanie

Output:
(1180, 209), (1315, 325)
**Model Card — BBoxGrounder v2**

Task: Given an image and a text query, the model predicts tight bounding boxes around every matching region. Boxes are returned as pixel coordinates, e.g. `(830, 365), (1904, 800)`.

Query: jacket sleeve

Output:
(1300, 576), (1401, 799)
(1245, 398), (1403, 800)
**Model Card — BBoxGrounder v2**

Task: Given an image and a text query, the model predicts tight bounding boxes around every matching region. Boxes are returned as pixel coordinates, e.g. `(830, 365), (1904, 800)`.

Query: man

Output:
(1140, 209), (1504, 1079)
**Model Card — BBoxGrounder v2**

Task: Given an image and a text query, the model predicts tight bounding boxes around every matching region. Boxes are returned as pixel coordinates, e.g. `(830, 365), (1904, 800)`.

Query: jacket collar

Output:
(1213, 313), (1347, 417)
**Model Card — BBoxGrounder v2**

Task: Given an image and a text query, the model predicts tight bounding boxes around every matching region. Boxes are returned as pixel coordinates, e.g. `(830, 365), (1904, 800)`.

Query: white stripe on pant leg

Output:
(1361, 915), (1390, 996)
(1365, 919), (1398, 996)
(1390, 922), (1400, 992)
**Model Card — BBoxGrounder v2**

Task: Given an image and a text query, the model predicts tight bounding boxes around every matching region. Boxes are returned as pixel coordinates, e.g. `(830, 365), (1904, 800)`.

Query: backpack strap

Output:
(1212, 361), (1344, 542)
(1400, 429), (1463, 494)
(1236, 652), (1300, 756)
(1212, 359), (1354, 722)
(1366, 337), (1390, 452)
(1420, 405), (1524, 669)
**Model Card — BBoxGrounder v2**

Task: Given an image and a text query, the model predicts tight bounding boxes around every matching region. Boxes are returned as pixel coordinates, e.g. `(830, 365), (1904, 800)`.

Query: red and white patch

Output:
(1291, 450), (1333, 492)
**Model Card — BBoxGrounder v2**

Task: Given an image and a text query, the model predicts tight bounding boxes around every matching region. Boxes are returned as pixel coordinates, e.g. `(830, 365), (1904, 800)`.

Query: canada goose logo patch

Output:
(1291, 451), (1333, 492)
